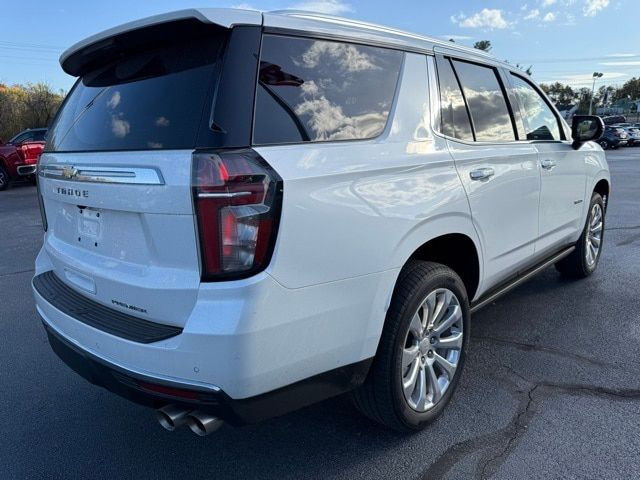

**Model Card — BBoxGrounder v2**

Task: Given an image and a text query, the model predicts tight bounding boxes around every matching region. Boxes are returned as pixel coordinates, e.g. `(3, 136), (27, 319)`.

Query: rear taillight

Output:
(192, 150), (282, 281)
(20, 142), (44, 164)
(36, 167), (47, 232)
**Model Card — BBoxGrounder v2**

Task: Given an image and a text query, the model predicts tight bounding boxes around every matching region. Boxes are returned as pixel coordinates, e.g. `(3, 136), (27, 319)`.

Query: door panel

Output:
(448, 141), (540, 290)
(535, 142), (586, 254)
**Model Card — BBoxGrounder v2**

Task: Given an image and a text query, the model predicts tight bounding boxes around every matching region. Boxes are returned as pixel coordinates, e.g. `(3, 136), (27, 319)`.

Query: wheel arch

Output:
(592, 176), (610, 212)
(389, 215), (483, 305)
(405, 233), (481, 302)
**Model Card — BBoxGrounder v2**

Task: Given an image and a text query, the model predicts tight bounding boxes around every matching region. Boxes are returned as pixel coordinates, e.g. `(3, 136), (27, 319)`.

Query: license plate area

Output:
(77, 207), (103, 243)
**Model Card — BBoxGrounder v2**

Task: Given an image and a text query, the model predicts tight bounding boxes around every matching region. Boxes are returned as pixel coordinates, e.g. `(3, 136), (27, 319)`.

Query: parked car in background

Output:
(598, 125), (628, 149)
(616, 126), (640, 146)
(602, 115), (627, 125)
(0, 128), (47, 190)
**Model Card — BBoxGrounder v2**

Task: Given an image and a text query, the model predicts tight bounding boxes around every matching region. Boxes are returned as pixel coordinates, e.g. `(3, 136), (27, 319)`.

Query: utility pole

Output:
(589, 72), (604, 115)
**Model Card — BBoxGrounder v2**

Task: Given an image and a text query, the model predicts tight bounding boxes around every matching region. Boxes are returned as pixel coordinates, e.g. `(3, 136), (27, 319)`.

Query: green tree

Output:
(612, 77), (640, 102)
(473, 40), (492, 52)
(0, 83), (64, 142)
(539, 82), (576, 104)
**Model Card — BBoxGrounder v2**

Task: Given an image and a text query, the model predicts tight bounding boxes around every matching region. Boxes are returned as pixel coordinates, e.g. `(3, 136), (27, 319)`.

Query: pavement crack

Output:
(606, 225), (640, 231)
(472, 334), (614, 368)
(418, 367), (640, 480)
(477, 384), (539, 480)
(0, 268), (35, 278)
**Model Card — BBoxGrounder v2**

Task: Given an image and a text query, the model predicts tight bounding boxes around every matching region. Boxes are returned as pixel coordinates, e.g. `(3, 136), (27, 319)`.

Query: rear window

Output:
(47, 28), (226, 152)
(253, 35), (404, 145)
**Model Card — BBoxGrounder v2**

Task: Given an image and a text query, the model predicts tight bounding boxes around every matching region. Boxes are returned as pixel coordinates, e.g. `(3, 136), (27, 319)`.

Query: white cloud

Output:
(541, 0), (557, 6)
(288, 0), (353, 14)
(524, 9), (540, 19)
(543, 11), (556, 22)
(607, 53), (637, 58)
(452, 9), (511, 29)
(106, 91), (121, 109)
(601, 61), (640, 66)
(111, 115), (130, 138)
(297, 41), (379, 71)
(542, 72), (627, 87)
(441, 34), (473, 41)
(231, 3), (256, 9)
(584, 0), (610, 16)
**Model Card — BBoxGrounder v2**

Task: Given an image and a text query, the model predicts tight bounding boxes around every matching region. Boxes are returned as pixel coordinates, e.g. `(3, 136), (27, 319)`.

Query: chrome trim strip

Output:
(197, 192), (251, 199)
(36, 300), (221, 393)
(39, 164), (165, 185)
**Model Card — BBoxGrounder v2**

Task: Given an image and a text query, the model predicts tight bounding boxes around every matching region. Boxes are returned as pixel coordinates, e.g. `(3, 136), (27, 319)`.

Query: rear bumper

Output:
(42, 317), (371, 424)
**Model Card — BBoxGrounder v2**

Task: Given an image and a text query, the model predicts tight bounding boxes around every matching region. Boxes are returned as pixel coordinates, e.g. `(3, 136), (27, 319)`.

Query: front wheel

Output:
(0, 165), (9, 191)
(351, 261), (469, 432)
(598, 139), (609, 150)
(555, 192), (605, 278)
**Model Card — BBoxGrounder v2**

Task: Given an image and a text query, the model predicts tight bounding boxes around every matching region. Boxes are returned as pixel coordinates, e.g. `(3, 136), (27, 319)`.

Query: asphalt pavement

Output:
(1, 149), (639, 479)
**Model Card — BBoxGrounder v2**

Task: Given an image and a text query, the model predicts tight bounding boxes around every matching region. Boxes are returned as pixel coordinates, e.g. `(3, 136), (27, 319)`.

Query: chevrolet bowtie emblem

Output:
(61, 166), (78, 179)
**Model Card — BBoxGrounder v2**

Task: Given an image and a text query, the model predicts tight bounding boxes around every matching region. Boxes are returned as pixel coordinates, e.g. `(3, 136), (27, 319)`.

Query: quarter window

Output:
(436, 57), (473, 141)
(253, 35), (404, 145)
(452, 60), (516, 142)
(510, 74), (561, 141)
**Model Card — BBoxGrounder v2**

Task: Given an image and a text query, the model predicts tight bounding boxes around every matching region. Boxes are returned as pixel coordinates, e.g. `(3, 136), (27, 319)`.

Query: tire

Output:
(0, 165), (9, 191)
(351, 261), (470, 432)
(598, 139), (609, 150)
(555, 192), (605, 278)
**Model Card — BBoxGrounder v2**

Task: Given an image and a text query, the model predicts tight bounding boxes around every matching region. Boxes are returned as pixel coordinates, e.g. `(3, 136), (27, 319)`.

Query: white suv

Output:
(33, 9), (610, 434)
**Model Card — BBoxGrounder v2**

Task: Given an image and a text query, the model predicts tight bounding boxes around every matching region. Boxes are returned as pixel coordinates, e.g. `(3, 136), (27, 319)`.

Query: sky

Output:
(1, 0), (638, 92)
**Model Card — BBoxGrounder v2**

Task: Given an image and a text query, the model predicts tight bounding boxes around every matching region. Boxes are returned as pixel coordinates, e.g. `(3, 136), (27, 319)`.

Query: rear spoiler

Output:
(60, 8), (262, 76)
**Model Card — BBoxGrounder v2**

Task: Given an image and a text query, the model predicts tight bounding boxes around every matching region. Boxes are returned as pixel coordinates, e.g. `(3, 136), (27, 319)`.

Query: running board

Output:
(470, 246), (575, 313)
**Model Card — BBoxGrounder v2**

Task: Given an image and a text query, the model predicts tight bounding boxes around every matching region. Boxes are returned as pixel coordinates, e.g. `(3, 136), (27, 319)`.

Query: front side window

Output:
(253, 35), (404, 145)
(436, 57), (473, 141)
(452, 60), (515, 142)
(510, 74), (561, 141)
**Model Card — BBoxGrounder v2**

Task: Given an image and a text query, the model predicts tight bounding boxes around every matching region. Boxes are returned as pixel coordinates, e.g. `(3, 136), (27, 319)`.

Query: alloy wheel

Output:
(586, 203), (603, 267)
(0, 170), (7, 188)
(401, 288), (463, 412)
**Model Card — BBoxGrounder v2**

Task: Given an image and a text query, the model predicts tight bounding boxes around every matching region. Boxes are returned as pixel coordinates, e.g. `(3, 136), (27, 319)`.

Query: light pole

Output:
(589, 72), (604, 115)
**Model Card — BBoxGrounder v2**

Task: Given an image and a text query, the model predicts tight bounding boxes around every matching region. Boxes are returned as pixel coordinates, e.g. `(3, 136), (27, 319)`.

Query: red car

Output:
(0, 128), (47, 190)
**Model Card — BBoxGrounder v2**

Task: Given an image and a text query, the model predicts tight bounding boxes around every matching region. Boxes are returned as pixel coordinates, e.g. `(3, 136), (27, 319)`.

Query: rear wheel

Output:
(351, 261), (469, 432)
(555, 192), (605, 278)
(0, 165), (9, 191)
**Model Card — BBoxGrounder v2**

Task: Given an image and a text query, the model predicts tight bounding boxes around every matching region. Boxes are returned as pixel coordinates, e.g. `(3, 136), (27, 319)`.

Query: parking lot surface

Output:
(1, 149), (639, 480)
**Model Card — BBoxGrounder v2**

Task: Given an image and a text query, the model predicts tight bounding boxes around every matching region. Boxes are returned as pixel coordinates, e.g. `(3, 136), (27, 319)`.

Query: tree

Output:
(473, 40), (492, 52)
(612, 77), (640, 102)
(539, 82), (575, 104)
(0, 83), (64, 142)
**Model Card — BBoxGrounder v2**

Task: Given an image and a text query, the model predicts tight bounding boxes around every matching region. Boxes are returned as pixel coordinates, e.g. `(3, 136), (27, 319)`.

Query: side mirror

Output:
(572, 115), (604, 150)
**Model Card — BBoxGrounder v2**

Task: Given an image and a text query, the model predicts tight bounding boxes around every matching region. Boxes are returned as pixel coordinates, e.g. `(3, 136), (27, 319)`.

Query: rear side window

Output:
(253, 35), (403, 145)
(452, 60), (515, 142)
(435, 57), (473, 141)
(510, 74), (561, 141)
(47, 28), (227, 152)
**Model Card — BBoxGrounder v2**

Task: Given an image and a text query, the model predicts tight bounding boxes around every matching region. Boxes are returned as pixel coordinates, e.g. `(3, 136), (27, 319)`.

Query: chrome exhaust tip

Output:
(186, 411), (224, 436)
(155, 405), (190, 431)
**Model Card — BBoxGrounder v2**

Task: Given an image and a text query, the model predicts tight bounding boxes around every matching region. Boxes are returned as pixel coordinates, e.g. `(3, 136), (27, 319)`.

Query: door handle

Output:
(541, 159), (557, 170)
(470, 167), (495, 181)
